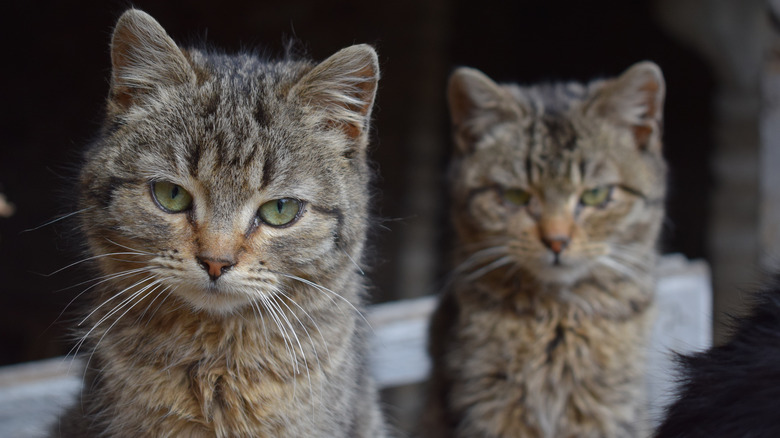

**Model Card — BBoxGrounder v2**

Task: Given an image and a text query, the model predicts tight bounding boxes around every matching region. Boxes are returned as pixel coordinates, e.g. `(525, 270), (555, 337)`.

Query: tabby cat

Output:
(53, 9), (386, 437)
(425, 63), (667, 437)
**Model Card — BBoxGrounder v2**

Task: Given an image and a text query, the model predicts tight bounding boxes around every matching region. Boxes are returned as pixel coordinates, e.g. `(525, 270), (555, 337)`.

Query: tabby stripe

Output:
(253, 101), (268, 128)
(466, 186), (501, 206)
(310, 205), (345, 245)
(89, 177), (139, 208)
(187, 142), (202, 177)
(618, 185), (665, 206)
(261, 153), (275, 188)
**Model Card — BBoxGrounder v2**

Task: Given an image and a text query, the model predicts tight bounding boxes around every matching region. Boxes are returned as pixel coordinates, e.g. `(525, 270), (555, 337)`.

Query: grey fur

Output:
(425, 63), (667, 438)
(53, 9), (385, 437)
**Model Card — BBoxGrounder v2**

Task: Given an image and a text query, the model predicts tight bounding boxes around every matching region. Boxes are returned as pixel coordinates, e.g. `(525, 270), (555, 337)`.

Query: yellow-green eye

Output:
(504, 188), (532, 206)
(152, 181), (193, 213)
(258, 198), (302, 226)
(580, 186), (612, 207)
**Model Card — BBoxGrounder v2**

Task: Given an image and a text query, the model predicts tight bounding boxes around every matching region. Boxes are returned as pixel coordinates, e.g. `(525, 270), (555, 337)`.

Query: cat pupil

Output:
(277, 199), (284, 213)
(171, 186), (179, 199)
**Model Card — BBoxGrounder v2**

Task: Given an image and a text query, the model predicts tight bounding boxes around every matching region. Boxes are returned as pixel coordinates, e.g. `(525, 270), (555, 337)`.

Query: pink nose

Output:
(197, 257), (235, 280)
(542, 236), (570, 255)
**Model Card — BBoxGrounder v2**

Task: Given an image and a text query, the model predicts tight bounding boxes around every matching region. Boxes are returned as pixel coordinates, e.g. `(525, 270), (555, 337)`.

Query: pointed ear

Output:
(291, 44), (379, 142)
(448, 67), (523, 154)
(109, 9), (195, 111)
(587, 61), (665, 153)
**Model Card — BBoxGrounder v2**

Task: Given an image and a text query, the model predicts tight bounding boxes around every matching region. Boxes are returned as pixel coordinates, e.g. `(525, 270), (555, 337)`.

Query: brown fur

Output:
(425, 63), (667, 437)
(52, 9), (386, 437)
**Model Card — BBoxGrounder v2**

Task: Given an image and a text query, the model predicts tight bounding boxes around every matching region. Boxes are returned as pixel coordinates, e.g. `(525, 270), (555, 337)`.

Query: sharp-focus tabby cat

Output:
(53, 9), (386, 438)
(425, 63), (667, 438)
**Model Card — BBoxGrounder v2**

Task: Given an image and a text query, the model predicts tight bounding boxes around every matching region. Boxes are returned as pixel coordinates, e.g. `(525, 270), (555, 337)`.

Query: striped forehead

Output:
(181, 79), (268, 178)
(524, 113), (584, 184)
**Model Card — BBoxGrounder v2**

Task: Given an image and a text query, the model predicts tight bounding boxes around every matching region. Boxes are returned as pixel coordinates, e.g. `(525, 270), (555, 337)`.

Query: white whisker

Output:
(340, 246), (365, 276)
(454, 246), (510, 276)
(599, 257), (642, 282)
(43, 252), (151, 277)
(84, 281), (164, 381)
(56, 267), (154, 321)
(272, 271), (372, 332)
(278, 290), (331, 363)
(269, 293), (314, 403)
(464, 255), (515, 282)
(249, 297), (271, 348)
(276, 292), (326, 407)
(23, 207), (93, 233)
(77, 275), (156, 326)
(104, 239), (154, 255)
(259, 294), (298, 375)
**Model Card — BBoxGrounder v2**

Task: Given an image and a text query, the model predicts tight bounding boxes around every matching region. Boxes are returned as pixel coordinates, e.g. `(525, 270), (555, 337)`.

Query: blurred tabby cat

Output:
(426, 63), (667, 437)
(53, 9), (386, 438)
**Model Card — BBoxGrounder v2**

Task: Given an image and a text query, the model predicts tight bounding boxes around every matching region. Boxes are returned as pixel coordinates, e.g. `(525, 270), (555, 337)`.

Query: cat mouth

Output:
(546, 251), (569, 268)
(205, 281), (226, 293)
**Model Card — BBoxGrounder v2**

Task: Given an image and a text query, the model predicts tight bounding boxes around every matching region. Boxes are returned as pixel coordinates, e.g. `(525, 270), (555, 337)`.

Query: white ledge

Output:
(0, 254), (711, 437)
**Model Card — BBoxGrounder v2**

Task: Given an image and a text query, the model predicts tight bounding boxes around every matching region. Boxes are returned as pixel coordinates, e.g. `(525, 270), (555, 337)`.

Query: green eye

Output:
(580, 186), (612, 207)
(258, 198), (302, 226)
(152, 181), (193, 213)
(504, 188), (532, 206)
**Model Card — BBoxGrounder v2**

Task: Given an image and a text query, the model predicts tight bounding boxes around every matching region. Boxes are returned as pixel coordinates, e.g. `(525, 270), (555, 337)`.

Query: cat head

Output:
(79, 9), (379, 315)
(448, 63), (666, 285)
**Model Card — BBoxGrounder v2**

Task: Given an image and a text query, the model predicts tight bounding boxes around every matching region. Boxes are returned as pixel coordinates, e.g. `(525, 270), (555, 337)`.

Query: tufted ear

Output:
(291, 44), (380, 142)
(587, 61), (665, 153)
(109, 9), (195, 111)
(448, 67), (523, 154)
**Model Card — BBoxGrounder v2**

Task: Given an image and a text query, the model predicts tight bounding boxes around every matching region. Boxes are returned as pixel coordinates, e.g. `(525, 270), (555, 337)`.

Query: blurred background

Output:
(2, 0), (778, 431)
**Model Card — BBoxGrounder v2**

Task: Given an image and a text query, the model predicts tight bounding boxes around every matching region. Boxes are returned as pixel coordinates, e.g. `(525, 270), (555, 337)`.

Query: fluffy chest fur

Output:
(78, 300), (363, 438)
(442, 278), (654, 438)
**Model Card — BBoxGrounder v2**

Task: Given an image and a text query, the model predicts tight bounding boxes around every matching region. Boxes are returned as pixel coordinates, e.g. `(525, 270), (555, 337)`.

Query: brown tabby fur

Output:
(425, 63), (667, 438)
(52, 9), (386, 437)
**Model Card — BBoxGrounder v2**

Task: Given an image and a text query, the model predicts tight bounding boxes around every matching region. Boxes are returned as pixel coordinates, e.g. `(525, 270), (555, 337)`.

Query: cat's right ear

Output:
(109, 9), (195, 112)
(448, 68), (521, 154)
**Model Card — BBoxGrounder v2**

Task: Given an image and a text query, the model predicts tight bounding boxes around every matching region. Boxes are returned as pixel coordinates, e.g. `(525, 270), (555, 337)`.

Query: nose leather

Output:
(197, 256), (235, 281)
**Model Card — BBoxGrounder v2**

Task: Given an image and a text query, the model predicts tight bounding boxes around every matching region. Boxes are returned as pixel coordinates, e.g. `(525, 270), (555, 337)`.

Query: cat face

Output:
(79, 10), (379, 314)
(449, 64), (666, 285)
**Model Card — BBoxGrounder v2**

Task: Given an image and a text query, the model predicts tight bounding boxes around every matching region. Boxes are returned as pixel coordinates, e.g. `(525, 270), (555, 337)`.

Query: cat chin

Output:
(531, 263), (592, 285)
(171, 286), (259, 316)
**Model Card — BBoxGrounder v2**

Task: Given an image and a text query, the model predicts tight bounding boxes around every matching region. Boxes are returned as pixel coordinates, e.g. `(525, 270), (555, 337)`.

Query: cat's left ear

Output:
(587, 61), (665, 153)
(291, 44), (380, 142)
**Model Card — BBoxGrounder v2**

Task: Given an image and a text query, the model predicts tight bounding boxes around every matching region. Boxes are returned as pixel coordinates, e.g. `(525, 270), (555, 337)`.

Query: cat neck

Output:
(456, 260), (656, 321)
(83, 283), (353, 377)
